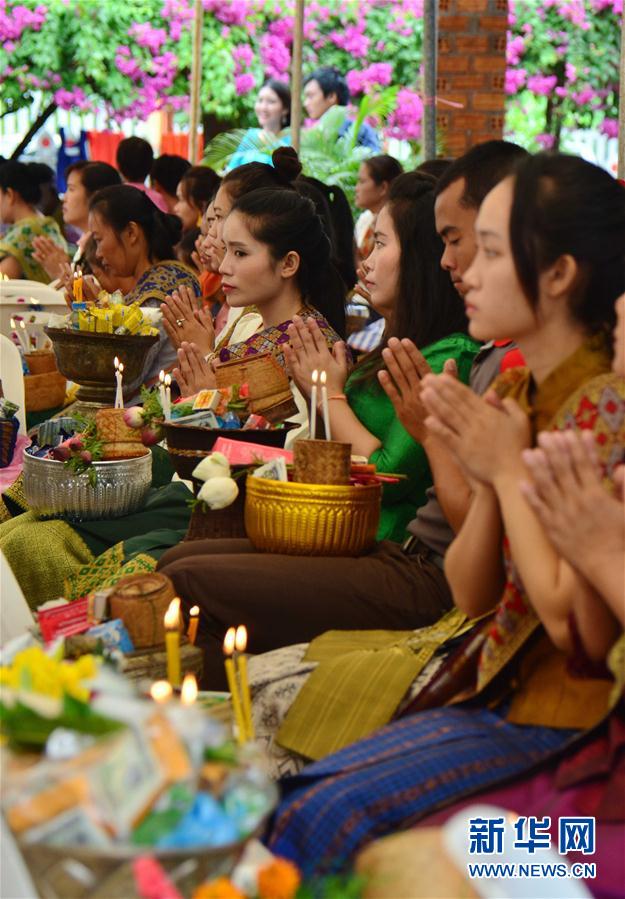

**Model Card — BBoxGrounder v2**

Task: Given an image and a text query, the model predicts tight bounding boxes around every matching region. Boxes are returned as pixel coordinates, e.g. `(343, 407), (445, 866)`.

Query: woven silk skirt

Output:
(266, 704), (575, 877)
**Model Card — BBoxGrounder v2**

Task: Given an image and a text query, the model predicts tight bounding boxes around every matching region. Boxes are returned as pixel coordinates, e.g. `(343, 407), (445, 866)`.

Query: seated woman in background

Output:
(226, 79), (291, 171)
(264, 153), (625, 878)
(286, 172), (478, 542)
(88, 184), (200, 382)
(0, 161), (68, 282)
(174, 165), (221, 233)
(32, 161), (121, 281)
(150, 154), (191, 215)
(354, 155), (403, 263)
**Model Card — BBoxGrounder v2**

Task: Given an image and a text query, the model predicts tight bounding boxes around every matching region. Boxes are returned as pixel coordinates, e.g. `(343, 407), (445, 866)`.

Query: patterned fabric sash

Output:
(277, 608), (475, 761)
(473, 371), (625, 718)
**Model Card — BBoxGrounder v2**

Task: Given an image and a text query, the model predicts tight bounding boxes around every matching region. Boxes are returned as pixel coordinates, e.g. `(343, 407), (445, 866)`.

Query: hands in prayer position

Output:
(32, 235), (71, 281)
(421, 374), (531, 485)
(161, 285), (215, 355)
(378, 338), (458, 444)
(173, 341), (217, 396)
(285, 315), (349, 397)
(520, 429), (624, 628)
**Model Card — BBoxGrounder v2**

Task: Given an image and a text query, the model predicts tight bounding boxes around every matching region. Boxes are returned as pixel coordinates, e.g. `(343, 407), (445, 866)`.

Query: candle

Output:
(187, 606), (199, 645)
(310, 369), (318, 437)
(19, 320), (30, 353)
(235, 625), (254, 742)
(114, 357), (124, 409)
(180, 673), (198, 706)
(164, 598), (181, 688)
(223, 627), (246, 744)
(164, 373), (172, 421)
(150, 680), (173, 704)
(73, 269), (83, 302)
(319, 370), (331, 440)
(158, 370), (166, 415)
(9, 318), (27, 353)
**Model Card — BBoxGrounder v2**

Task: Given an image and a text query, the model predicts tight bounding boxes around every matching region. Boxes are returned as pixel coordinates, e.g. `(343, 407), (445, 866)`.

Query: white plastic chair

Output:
(0, 278), (67, 339)
(0, 549), (34, 646)
(0, 334), (26, 433)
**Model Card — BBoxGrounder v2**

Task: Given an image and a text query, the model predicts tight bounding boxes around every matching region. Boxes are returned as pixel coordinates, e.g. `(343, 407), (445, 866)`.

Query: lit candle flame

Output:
(190, 605), (199, 617)
(311, 369), (318, 384)
(235, 624), (247, 653)
(223, 626), (236, 656)
(180, 673), (198, 706)
(118, 362), (124, 374)
(150, 680), (173, 703)
(164, 373), (171, 387)
(159, 370), (165, 384)
(164, 597), (181, 630)
(114, 356), (119, 371)
(320, 370), (327, 385)
(10, 317), (15, 329)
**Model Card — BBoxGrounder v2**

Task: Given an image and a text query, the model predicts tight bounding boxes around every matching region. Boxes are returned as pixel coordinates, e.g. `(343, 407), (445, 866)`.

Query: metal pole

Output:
(618, 10), (624, 180)
(422, 0), (438, 161)
(290, 0), (305, 154)
(189, 0), (203, 164)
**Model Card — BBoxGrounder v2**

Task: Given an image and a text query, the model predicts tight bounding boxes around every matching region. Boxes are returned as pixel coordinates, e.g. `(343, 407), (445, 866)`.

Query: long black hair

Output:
(510, 153), (625, 352)
(231, 188), (346, 338)
(351, 172), (469, 386)
(89, 184), (182, 262)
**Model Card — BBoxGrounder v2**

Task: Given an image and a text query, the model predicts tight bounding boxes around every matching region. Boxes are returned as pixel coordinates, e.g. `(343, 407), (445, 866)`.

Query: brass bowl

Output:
(45, 328), (159, 405)
(244, 475), (381, 556)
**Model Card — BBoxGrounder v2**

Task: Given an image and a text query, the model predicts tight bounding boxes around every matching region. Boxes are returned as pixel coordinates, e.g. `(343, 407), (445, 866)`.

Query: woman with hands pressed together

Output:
(286, 172), (479, 542)
(160, 148), (311, 395)
(264, 154), (625, 877)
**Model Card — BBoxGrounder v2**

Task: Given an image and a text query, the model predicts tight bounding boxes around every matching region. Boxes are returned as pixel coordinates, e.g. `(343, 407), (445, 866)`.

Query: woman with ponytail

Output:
(88, 184), (200, 381)
(170, 155), (346, 396)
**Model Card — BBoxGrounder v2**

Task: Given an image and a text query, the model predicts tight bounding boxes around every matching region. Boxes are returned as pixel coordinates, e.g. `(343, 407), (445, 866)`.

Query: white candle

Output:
(9, 318), (26, 353)
(310, 369), (318, 438)
(164, 373), (172, 421)
(320, 370), (331, 440)
(113, 357), (124, 409)
(19, 320), (30, 353)
(158, 370), (166, 415)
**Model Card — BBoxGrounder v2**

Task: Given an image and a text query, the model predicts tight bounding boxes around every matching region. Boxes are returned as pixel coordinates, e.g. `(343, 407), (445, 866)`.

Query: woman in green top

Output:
(287, 172), (479, 542)
(0, 161), (67, 282)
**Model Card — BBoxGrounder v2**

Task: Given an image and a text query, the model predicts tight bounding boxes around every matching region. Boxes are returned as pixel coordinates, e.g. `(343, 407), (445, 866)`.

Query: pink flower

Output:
(599, 118), (619, 139)
(506, 34), (525, 66)
(329, 24), (370, 58)
(565, 62), (577, 82)
(535, 133), (556, 150)
(129, 22), (167, 53)
(347, 62), (393, 97)
(527, 74), (558, 96)
(260, 33), (290, 80)
(505, 68), (526, 95)
(234, 72), (256, 96)
(386, 88), (423, 141)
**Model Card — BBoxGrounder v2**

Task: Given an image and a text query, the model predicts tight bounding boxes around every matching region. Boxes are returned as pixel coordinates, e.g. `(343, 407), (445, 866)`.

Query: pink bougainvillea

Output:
(386, 88), (423, 141)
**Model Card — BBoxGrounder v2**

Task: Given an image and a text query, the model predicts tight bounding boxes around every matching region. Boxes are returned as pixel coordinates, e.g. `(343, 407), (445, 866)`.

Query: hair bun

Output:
(272, 147), (302, 184)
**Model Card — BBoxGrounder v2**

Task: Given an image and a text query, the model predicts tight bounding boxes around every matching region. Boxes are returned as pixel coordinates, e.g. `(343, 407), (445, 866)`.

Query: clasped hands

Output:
(161, 285), (215, 355)
(378, 337), (531, 485)
(285, 315), (350, 397)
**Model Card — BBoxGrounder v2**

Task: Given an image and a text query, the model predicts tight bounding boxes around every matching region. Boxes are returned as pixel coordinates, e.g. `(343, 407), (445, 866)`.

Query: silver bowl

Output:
(23, 450), (152, 521)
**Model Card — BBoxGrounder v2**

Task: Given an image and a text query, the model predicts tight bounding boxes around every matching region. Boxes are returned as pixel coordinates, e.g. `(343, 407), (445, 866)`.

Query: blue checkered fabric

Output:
(266, 705), (574, 877)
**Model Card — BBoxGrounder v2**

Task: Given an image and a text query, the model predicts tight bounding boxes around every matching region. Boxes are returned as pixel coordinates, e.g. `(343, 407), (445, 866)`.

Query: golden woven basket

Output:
(244, 475), (381, 556)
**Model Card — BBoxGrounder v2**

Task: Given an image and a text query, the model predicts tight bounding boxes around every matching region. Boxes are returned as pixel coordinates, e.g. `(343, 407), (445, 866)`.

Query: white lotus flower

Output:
(197, 476), (239, 510)
(192, 451), (231, 482)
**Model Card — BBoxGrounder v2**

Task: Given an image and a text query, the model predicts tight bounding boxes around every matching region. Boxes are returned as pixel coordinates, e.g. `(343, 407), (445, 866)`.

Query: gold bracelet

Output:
(328, 394), (348, 401)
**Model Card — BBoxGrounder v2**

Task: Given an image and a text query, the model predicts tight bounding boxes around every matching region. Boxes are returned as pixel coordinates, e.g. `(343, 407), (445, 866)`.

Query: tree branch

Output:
(10, 101), (58, 160)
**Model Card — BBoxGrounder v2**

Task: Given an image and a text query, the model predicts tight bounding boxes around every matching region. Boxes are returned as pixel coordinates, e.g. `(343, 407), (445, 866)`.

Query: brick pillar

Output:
(436, 0), (508, 158)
